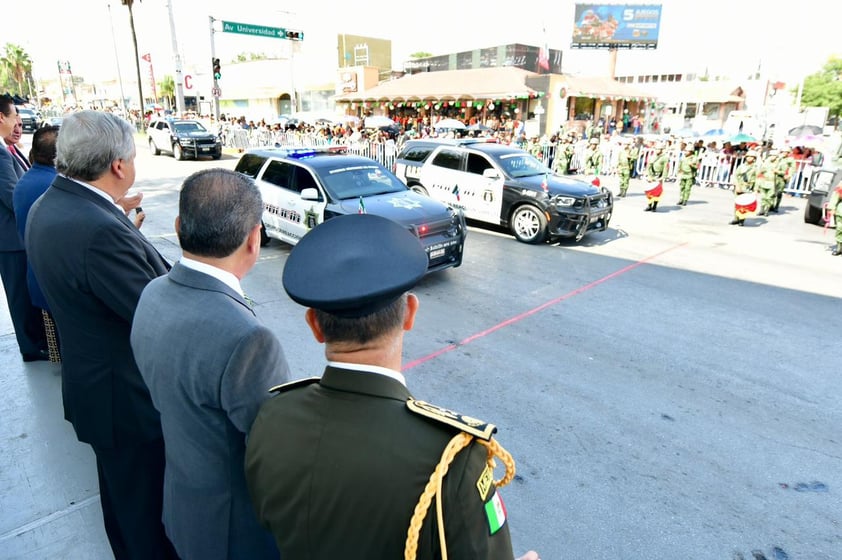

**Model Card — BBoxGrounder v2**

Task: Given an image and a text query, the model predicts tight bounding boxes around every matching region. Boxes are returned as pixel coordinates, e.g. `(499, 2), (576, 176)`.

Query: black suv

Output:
(394, 139), (613, 244)
(234, 146), (466, 273)
(147, 118), (222, 160)
(16, 107), (40, 132)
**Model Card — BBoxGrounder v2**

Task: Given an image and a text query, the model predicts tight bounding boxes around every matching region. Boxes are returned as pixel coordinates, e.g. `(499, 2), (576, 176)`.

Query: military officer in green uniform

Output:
(244, 214), (538, 560)
(730, 150), (758, 226)
(553, 136), (574, 175)
(754, 150), (778, 216)
(677, 147), (699, 206)
(772, 148), (793, 213)
(584, 137), (602, 177)
(643, 144), (669, 211)
(616, 139), (632, 197)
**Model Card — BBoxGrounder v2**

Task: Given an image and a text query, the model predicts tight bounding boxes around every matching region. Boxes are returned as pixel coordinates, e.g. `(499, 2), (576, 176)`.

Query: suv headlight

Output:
(552, 196), (576, 207)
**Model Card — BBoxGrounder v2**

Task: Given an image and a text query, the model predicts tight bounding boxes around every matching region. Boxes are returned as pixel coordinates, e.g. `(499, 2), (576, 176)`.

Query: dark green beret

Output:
(282, 214), (427, 318)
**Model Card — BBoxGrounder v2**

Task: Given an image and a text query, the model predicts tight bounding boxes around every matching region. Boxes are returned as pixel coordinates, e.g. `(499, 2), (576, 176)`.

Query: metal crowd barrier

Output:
(222, 128), (816, 196)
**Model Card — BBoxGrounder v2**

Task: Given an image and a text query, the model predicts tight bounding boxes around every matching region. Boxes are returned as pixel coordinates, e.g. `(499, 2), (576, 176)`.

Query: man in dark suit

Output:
(0, 93), (47, 361)
(4, 113), (31, 173)
(131, 168), (290, 560)
(245, 214), (538, 560)
(26, 110), (177, 559)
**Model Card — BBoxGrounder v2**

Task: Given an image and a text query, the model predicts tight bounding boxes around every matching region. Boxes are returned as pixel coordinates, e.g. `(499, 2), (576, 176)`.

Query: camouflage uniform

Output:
(829, 185), (842, 255)
(616, 143), (632, 197)
(584, 139), (602, 176)
(677, 149), (698, 205)
(643, 146), (669, 211)
(754, 153), (778, 215)
(553, 138), (574, 175)
(730, 152), (758, 226)
(772, 150), (794, 212)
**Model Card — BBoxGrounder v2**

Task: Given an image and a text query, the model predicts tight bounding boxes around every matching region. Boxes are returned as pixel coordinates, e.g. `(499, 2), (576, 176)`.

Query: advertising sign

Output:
(571, 4), (662, 49)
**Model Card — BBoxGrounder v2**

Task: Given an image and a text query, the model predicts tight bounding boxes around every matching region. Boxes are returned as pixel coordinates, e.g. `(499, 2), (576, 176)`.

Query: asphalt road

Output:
(4, 137), (841, 559)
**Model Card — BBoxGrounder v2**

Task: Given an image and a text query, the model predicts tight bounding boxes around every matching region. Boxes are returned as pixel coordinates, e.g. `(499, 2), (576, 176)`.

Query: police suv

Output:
(234, 147), (466, 273)
(394, 139), (613, 244)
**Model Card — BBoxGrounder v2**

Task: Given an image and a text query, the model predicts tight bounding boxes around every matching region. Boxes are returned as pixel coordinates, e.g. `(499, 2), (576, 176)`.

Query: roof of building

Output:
(557, 75), (655, 100)
(635, 80), (746, 103)
(334, 66), (541, 102)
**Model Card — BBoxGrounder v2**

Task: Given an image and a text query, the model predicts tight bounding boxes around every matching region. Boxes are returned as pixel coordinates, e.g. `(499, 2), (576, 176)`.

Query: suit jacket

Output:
(131, 262), (289, 560)
(13, 163), (57, 309)
(0, 147), (24, 252)
(8, 143), (30, 174)
(25, 175), (170, 448)
(245, 366), (515, 560)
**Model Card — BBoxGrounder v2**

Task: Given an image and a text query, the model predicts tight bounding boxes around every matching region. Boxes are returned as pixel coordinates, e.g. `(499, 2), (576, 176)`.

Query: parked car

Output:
(394, 139), (613, 244)
(234, 146), (466, 273)
(147, 117), (222, 160)
(803, 167), (842, 226)
(16, 107), (40, 132)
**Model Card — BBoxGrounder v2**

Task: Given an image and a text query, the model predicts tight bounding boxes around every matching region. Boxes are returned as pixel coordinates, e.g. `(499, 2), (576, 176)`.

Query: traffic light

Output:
(285, 29), (303, 41)
(212, 58), (221, 80)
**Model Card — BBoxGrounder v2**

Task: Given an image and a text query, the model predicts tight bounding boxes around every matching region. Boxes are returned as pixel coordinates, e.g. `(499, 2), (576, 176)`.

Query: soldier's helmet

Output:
(588, 137), (599, 145)
(746, 149), (759, 158)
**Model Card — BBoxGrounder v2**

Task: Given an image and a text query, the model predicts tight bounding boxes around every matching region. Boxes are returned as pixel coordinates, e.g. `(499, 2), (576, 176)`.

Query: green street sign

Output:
(221, 20), (286, 39)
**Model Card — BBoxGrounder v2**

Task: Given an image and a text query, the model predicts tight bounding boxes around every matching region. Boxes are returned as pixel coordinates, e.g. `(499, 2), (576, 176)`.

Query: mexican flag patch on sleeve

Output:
(484, 490), (507, 534)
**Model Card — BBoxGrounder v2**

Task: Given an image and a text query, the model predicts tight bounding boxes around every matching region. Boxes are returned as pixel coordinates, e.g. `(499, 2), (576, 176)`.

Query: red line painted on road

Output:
(403, 242), (688, 371)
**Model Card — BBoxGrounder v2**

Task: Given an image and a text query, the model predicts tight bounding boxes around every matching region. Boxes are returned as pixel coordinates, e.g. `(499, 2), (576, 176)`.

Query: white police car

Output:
(234, 147), (466, 273)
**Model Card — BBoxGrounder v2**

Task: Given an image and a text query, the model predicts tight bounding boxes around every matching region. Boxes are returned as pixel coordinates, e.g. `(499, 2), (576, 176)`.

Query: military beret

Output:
(282, 214), (428, 318)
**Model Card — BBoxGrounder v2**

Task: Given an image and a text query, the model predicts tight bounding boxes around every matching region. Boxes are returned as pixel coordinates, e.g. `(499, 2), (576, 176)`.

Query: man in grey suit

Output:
(131, 168), (290, 560)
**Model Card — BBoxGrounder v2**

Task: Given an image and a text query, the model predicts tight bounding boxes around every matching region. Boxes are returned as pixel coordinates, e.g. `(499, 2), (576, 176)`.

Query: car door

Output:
(419, 147), (466, 209)
(462, 151), (505, 225)
(259, 160), (301, 244)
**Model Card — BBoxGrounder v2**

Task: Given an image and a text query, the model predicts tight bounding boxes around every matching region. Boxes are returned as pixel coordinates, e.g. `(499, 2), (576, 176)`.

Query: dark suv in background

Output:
(147, 118), (222, 160)
(16, 107), (40, 132)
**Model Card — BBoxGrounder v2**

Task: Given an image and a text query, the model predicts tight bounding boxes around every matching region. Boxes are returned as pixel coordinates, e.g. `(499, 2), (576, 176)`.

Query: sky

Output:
(5, 0), (841, 88)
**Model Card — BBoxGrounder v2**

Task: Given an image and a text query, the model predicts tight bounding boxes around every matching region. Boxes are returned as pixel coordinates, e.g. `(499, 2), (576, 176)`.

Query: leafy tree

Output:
(159, 75), (175, 109)
(0, 43), (33, 97)
(798, 56), (842, 122)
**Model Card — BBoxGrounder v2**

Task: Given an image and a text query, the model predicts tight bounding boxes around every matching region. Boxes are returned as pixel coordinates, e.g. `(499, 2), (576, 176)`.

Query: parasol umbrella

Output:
(729, 132), (757, 144)
(671, 127), (699, 138)
(787, 124), (823, 138)
(787, 134), (825, 149)
(701, 128), (728, 140)
(467, 123), (492, 132)
(364, 115), (397, 128)
(434, 118), (466, 130)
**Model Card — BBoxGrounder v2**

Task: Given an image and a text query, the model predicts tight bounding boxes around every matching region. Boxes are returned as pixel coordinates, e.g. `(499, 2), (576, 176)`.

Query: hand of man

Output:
(118, 192), (144, 215)
(516, 551), (540, 560)
(133, 207), (146, 229)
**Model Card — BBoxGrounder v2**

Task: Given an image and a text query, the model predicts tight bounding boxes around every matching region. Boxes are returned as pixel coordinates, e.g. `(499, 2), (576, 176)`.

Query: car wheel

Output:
(173, 144), (185, 161)
(212, 151), (222, 160)
(410, 184), (429, 196)
(510, 204), (547, 244)
(259, 222), (270, 247)
(149, 138), (160, 156)
(803, 202), (821, 224)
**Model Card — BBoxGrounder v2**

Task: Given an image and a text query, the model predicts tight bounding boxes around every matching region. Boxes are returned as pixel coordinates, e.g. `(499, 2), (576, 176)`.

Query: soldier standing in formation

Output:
(644, 144), (669, 212)
(754, 150), (778, 216)
(615, 139), (633, 198)
(553, 136), (574, 176)
(772, 147), (794, 213)
(676, 147), (699, 206)
(730, 150), (758, 226)
(583, 137), (602, 177)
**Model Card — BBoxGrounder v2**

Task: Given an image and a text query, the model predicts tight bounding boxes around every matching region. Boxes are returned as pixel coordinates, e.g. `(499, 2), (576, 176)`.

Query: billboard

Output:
(571, 4), (662, 49)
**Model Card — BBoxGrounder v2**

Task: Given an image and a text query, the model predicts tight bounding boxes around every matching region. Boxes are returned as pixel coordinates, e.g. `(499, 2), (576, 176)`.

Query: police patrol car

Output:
(394, 139), (613, 244)
(234, 147), (466, 273)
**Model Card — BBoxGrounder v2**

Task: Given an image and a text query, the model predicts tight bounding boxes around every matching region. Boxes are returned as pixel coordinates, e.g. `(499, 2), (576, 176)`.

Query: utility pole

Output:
(166, 0), (186, 115)
(209, 16), (220, 120)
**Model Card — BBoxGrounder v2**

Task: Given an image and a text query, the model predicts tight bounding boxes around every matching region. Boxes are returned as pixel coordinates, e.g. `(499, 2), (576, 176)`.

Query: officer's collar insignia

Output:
(476, 465), (494, 501)
(406, 399), (497, 440)
(269, 377), (320, 394)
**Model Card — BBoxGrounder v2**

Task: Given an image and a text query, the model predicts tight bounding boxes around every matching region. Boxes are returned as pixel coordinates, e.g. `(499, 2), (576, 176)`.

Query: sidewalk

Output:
(0, 295), (111, 558)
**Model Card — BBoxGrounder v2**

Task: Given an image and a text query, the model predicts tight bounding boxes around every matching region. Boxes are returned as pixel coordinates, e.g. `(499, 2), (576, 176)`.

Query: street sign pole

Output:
(209, 16), (220, 121)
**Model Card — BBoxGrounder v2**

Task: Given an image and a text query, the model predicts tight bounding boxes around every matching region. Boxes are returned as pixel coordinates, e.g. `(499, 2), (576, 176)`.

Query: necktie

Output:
(8, 144), (30, 170)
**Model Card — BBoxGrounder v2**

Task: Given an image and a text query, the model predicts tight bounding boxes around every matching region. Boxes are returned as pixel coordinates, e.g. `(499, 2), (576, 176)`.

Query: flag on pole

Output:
(537, 28), (550, 72)
(452, 184), (461, 201)
(358, 196), (366, 214)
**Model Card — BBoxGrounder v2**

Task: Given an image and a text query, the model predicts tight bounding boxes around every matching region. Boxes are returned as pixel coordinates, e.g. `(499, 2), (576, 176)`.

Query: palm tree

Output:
(159, 75), (175, 111)
(1, 43), (33, 98)
(121, 0), (145, 120)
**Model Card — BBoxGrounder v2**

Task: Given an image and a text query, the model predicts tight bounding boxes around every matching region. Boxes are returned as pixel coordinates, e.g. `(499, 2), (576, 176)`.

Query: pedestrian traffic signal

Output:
(212, 58), (221, 80)
(285, 29), (303, 41)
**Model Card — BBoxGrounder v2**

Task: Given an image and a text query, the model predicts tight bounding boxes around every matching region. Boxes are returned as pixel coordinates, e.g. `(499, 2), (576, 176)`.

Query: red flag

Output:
(591, 176), (600, 187)
(537, 28), (550, 72)
(141, 53), (152, 63)
(644, 181), (663, 201)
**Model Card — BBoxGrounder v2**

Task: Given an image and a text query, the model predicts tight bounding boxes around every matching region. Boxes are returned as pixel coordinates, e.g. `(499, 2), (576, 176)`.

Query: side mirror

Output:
(300, 187), (322, 201)
(482, 168), (501, 179)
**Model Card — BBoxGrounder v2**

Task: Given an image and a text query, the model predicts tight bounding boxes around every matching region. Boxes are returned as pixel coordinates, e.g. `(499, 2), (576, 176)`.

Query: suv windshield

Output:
(322, 164), (407, 199)
(173, 122), (208, 133)
(498, 153), (549, 178)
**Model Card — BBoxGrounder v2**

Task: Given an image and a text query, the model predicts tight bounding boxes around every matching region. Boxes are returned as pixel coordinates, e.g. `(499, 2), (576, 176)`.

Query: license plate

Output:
(429, 248), (445, 259)
(201, 147), (211, 152)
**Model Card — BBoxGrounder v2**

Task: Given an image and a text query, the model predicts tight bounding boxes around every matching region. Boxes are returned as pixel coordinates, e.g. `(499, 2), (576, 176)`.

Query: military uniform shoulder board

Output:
(407, 399), (497, 441)
(269, 377), (320, 394)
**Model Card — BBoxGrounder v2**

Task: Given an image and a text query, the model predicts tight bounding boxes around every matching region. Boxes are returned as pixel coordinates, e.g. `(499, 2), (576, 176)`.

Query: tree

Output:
(798, 56), (842, 122)
(0, 43), (33, 98)
(159, 75), (175, 110)
(121, 0), (145, 115)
